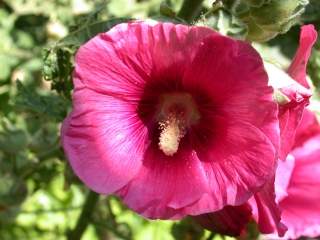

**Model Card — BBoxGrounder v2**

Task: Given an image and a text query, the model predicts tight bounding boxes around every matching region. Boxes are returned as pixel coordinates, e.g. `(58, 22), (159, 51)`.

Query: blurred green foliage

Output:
(0, 0), (319, 239)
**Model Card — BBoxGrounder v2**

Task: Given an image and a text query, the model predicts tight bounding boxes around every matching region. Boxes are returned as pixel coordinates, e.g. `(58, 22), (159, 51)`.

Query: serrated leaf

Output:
(43, 18), (132, 98)
(15, 81), (69, 121)
(200, 10), (247, 39)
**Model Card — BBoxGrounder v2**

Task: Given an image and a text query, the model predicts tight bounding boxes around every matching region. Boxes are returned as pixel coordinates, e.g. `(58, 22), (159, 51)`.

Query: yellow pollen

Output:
(158, 114), (186, 156)
(156, 93), (200, 156)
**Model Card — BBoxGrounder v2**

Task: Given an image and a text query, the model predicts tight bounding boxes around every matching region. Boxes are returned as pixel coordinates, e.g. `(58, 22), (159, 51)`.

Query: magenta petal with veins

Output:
(247, 25), (317, 237)
(192, 25), (318, 237)
(277, 109), (320, 239)
(277, 25), (317, 160)
(61, 21), (279, 219)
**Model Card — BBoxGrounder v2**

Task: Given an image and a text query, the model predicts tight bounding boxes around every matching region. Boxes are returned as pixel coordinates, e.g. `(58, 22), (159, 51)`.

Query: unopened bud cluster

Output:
(222, 0), (309, 42)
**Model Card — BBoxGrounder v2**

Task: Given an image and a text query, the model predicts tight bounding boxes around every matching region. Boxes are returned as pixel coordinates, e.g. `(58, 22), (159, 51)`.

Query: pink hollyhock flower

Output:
(279, 34), (317, 161)
(193, 25), (318, 236)
(61, 21), (280, 219)
(274, 109), (320, 239)
(249, 25), (317, 236)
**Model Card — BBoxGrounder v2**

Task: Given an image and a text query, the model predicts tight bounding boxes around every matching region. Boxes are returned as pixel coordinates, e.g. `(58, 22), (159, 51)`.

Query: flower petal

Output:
(183, 34), (279, 151)
(280, 134), (320, 239)
(61, 88), (149, 194)
(262, 109), (320, 239)
(265, 25), (317, 160)
(248, 179), (287, 237)
(182, 34), (279, 209)
(278, 101), (312, 160)
(62, 22), (216, 195)
(277, 88), (311, 159)
(287, 25), (318, 89)
(278, 25), (317, 159)
(265, 61), (312, 160)
(274, 155), (295, 203)
(117, 145), (210, 219)
(193, 122), (277, 213)
(74, 21), (215, 96)
(294, 108), (320, 147)
(193, 204), (252, 237)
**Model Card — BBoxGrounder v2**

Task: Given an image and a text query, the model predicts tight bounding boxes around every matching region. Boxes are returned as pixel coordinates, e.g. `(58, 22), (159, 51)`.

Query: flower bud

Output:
(223, 0), (309, 42)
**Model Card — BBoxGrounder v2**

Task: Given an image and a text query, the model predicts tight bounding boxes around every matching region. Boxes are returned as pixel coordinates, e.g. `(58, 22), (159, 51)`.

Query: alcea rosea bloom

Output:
(61, 21), (280, 219)
(193, 25), (318, 238)
(247, 25), (317, 237)
(274, 109), (320, 239)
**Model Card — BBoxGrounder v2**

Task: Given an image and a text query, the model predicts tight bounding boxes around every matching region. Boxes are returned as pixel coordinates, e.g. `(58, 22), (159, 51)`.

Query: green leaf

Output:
(0, 128), (28, 154)
(160, 2), (176, 18)
(0, 62), (11, 81)
(221, 0), (310, 42)
(15, 81), (69, 121)
(171, 218), (204, 240)
(200, 10), (247, 39)
(0, 175), (27, 208)
(43, 18), (131, 98)
(302, 0), (320, 21)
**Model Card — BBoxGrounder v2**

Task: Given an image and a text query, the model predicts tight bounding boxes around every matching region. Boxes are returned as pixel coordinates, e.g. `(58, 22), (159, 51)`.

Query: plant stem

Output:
(202, 0), (224, 19)
(67, 191), (99, 240)
(177, 0), (204, 23)
(206, 232), (215, 240)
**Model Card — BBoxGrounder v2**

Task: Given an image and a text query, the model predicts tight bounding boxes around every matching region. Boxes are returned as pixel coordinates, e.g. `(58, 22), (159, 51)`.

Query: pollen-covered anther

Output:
(158, 113), (186, 156)
(157, 93), (200, 156)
